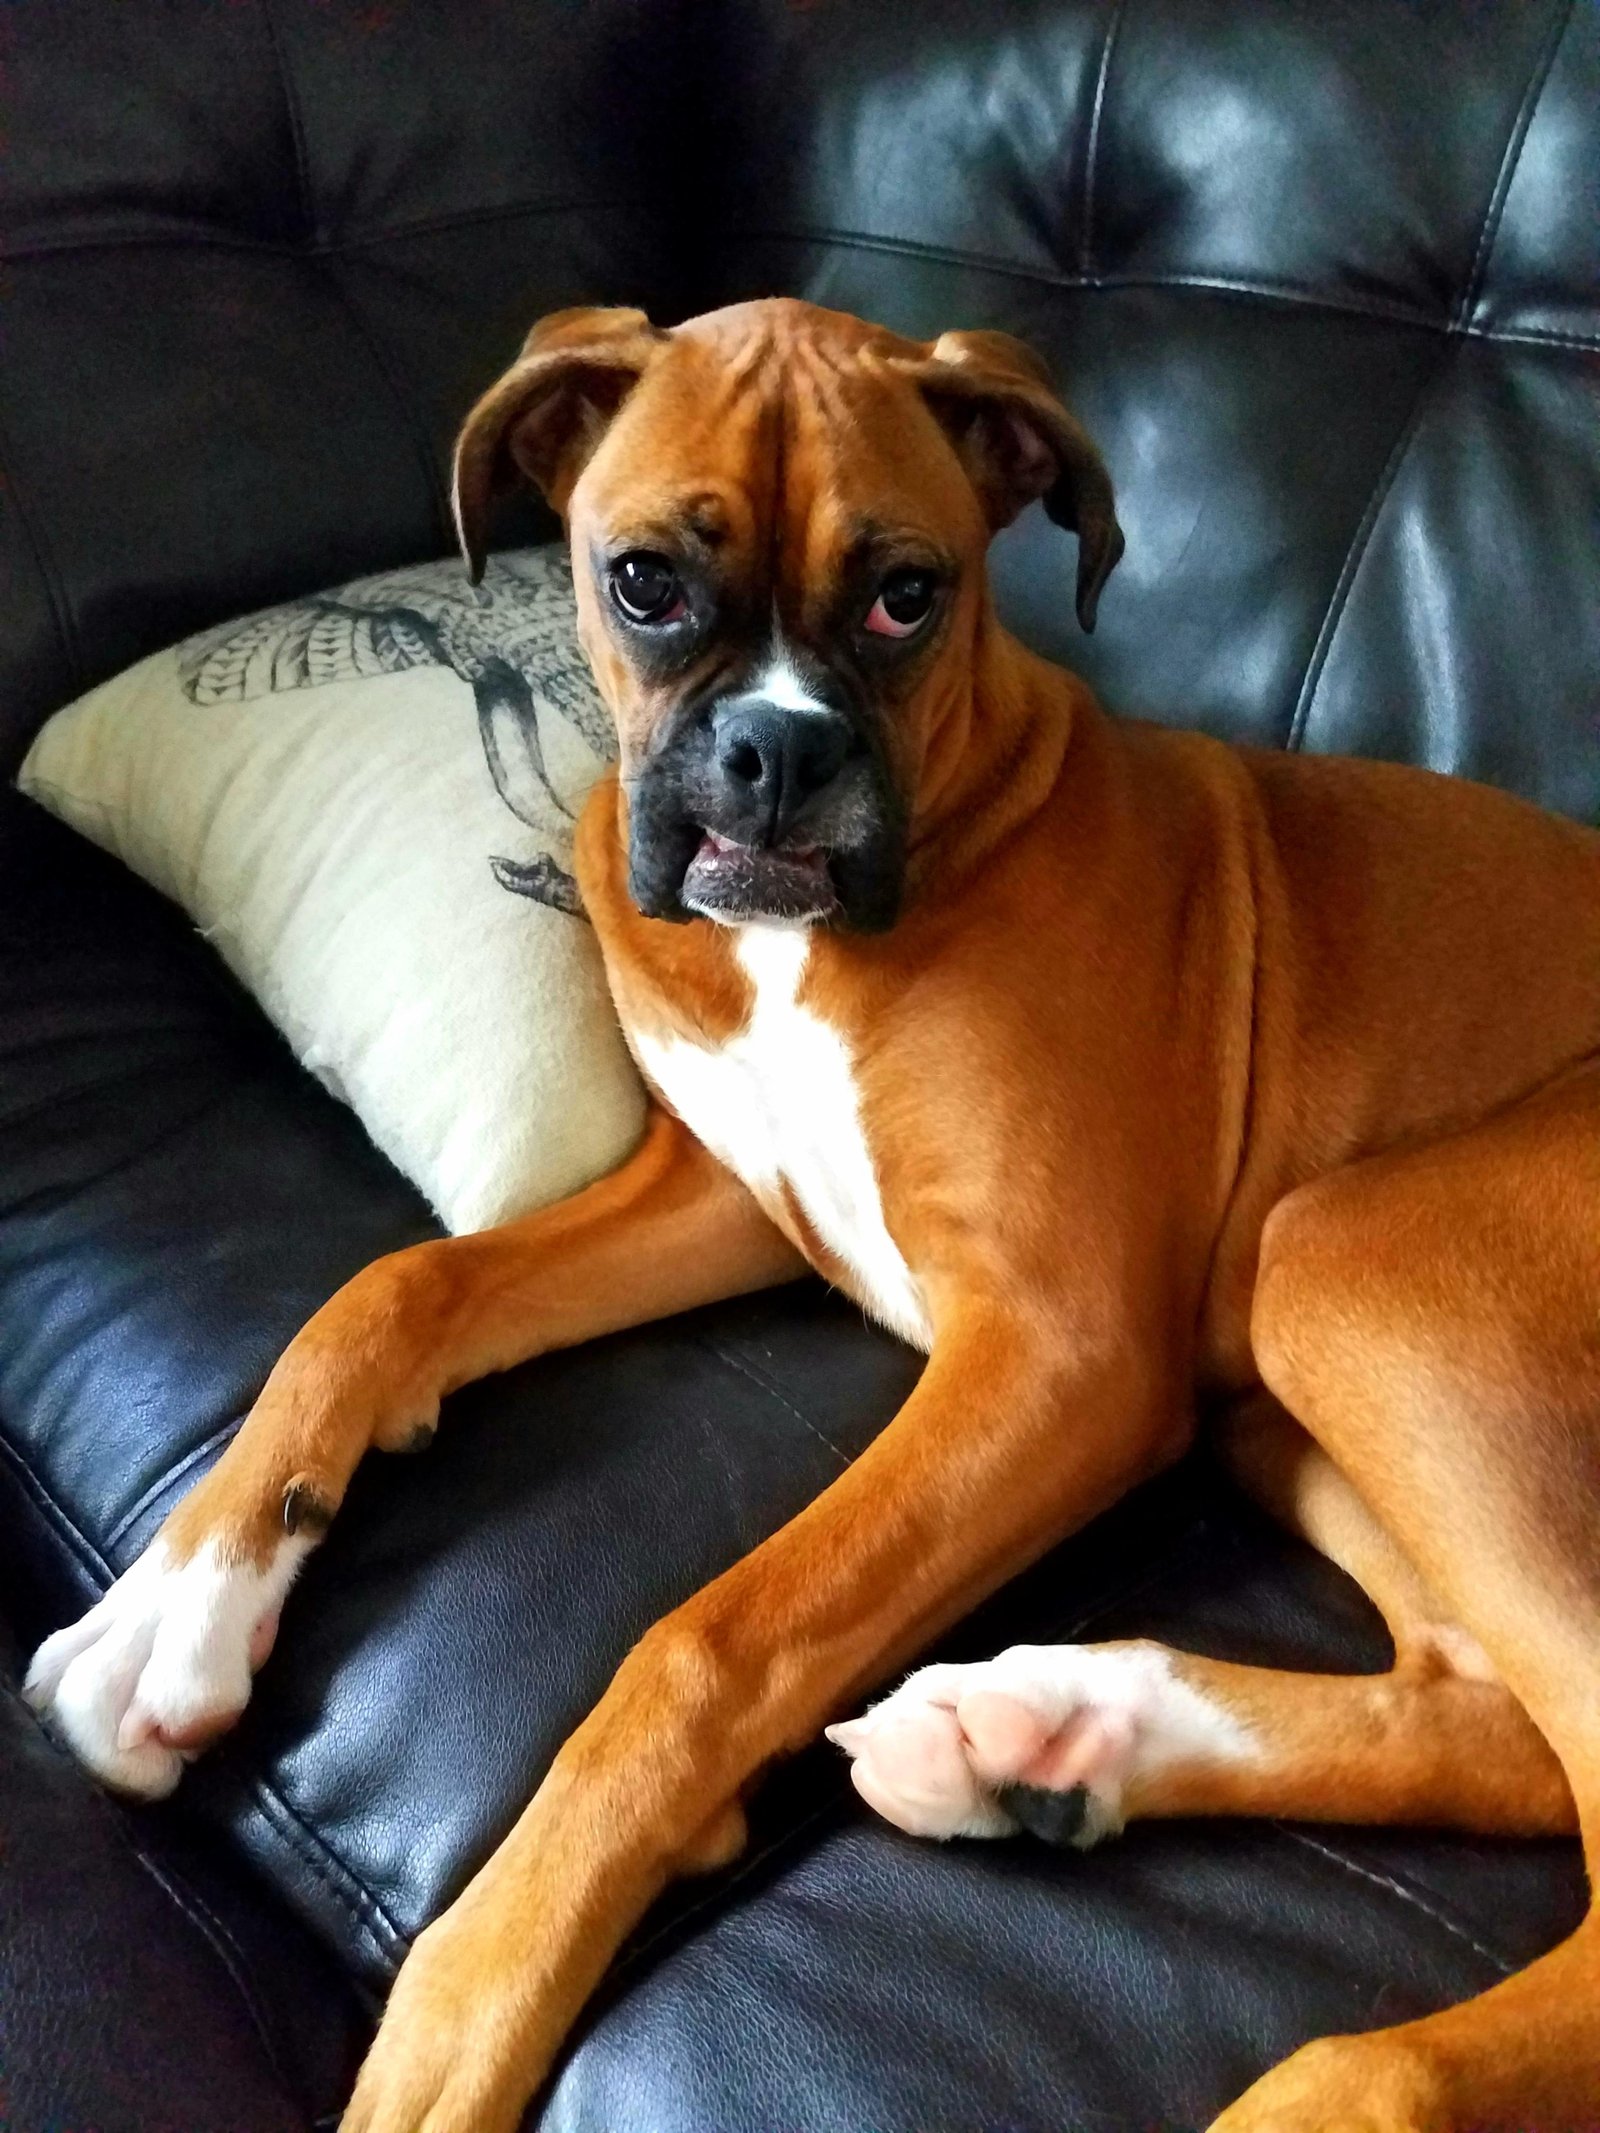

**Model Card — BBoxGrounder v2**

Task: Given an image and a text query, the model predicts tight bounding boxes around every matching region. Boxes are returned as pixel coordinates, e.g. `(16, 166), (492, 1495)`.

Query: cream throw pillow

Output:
(18, 547), (646, 1234)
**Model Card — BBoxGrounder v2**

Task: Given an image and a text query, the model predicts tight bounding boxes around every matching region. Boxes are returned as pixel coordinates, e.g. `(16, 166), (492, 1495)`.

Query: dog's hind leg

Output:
(1209, 1057), (1600, 2133)
(24, 1109), (804, 1797)
(833, 1064), (1600, 2130)
(829, 1398), (1574, 1848)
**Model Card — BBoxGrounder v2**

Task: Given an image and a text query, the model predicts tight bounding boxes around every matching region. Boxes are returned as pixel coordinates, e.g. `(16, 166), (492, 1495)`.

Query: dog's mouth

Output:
(681, 830), (843, 926)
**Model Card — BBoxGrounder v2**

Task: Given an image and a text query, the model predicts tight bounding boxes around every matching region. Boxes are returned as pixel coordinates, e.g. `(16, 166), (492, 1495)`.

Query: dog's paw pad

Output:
(829, 1673), (1012, 1838)
(24, 1535), (311, 1797)
(995, 1779), (1095, 1847)
(829, 1643), (1251, 1850)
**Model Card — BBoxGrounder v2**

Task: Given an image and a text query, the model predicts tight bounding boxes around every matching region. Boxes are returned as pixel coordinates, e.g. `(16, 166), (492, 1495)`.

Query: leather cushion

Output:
(544, 1499), (1586, 2131)
(0, 787), (920, 1985)
(0, 1620), (365, 2133)
(0, 786), (1586, 2132)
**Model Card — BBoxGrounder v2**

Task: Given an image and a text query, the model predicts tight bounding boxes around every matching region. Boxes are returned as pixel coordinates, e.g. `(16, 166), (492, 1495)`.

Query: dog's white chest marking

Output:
(633, 928), (932, 1351)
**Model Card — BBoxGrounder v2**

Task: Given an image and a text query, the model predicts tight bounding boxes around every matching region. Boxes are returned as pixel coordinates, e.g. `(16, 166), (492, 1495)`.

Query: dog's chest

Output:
(631, 929), (932, 1352)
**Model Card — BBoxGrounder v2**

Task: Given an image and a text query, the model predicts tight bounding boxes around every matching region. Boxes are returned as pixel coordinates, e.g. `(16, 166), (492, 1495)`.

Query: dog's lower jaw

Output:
(624, 750), (907, 931)
(681, 835), (843, 927)
(635, 842), (904, 932)
(681, 893), (829, 930)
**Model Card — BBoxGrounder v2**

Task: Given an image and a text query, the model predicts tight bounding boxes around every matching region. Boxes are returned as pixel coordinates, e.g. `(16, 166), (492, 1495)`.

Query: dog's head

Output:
(452, 298), (1121, 931)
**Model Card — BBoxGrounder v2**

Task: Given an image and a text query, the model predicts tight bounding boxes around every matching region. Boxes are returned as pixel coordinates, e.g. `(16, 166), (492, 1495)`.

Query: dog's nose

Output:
(711, 699), (853, 838)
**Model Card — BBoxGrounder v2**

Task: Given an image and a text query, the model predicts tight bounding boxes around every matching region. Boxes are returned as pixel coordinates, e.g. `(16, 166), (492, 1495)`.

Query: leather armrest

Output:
(0, 1617), (353, 2133)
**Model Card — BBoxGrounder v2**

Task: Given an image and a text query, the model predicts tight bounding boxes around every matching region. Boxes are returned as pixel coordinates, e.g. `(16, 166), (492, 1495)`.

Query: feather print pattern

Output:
(177, 550), (614, 915)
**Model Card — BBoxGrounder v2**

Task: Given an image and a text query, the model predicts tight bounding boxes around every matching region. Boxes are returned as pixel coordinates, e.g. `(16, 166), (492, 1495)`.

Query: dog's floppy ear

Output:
(902, 328), (1124, 632)
(451, 307), (667, 581)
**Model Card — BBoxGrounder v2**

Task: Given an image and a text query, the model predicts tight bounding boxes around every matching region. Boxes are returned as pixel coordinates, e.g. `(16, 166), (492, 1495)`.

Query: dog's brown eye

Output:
(610, 551), (686, 625)
(865, 567), (937, 639)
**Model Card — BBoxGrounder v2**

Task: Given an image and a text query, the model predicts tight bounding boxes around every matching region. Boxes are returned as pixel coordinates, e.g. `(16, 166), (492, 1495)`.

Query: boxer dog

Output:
(27, 298), (1600, 2132)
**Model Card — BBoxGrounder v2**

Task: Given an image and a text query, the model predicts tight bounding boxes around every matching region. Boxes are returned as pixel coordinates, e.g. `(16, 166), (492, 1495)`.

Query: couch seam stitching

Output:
(0, 1048), (220, 1137)
(129, 1842), (310, 2105)
(0, 1422), (113, 1581)
(224, 1768), (408, 1967)
(0, 400), (87, 695)
(716, 224), (1600, 352)
(0, 1669), (308, 2100)
(0, 1081), (240, 1225)
(252, 0), (445, 544)
(719, 223), (1450, 328)
(1453, 0), (1573, 331)
(256, 0), (319, 248)
(104, 1414), (247, 1551)
(1272, 1824), (1517, 1976)
(0, 195), (633, 266)
(1078, 0), (1128, 279)
(1483, 324), (1600, 352)
(320, 263), (456, 551)
(692, 1336), (854, 1466)
(1282, 348), (1449, 754)
(5, 219), (1597, 354)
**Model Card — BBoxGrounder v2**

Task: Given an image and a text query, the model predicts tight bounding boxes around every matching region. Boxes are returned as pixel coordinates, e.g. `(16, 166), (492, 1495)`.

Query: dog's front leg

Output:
(342, 1294), (1187, 2133)
(25, 1110), (803, 1795)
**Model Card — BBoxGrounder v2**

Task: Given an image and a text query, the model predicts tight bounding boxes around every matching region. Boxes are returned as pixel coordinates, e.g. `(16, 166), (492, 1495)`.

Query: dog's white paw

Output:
(24, 1535), (312, 1797)
(827, 1642), (1253, 1848)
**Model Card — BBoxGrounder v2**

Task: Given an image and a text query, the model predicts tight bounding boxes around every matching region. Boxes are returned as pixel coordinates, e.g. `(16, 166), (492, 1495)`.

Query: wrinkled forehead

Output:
(573, 319), (981, 575)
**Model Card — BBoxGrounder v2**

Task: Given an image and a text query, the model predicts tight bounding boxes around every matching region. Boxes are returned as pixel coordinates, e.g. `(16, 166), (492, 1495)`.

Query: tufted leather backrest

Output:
(707, 0), (1600, 821)
(5, 0), (1597, 820)
(0, 0), (697, 774)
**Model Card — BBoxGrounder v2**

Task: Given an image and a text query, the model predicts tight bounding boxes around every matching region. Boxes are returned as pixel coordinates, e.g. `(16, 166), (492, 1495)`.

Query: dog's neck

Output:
(903, 597), (1089, 906)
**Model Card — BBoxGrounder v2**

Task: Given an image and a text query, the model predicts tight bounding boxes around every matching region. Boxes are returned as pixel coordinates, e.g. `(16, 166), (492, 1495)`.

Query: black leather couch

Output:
(3, 5), (1596, 2128)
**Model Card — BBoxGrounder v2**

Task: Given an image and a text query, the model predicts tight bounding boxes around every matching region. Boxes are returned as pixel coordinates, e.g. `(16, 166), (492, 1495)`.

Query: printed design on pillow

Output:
(176, 550), (615, 917)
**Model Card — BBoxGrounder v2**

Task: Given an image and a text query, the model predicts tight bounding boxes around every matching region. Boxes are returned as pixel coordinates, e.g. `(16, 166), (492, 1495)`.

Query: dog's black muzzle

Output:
(626, 678), (905, 931)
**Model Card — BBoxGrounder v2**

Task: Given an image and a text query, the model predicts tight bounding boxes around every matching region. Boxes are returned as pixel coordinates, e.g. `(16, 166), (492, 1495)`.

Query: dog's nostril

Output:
(711, 697), (853, 827)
